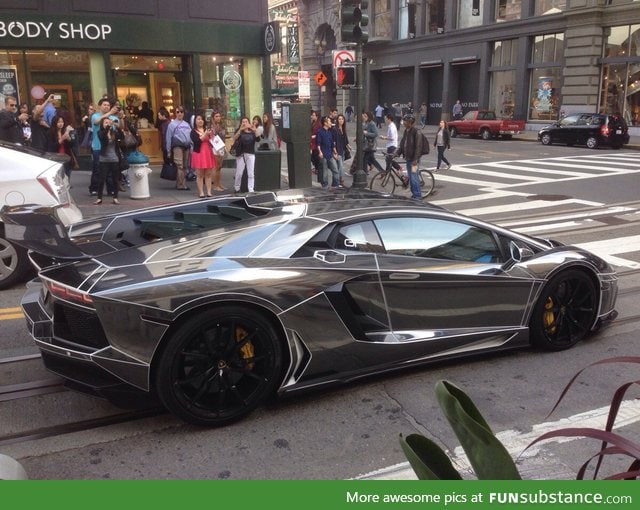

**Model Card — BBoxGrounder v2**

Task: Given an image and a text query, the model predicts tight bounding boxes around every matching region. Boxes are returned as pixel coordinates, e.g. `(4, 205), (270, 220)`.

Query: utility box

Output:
(254, 149), (281, 191)
(280, 102), (311, 189)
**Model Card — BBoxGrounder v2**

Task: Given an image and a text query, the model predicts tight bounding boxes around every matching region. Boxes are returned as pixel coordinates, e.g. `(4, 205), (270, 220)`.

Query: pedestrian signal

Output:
(336, 65), (356, 88)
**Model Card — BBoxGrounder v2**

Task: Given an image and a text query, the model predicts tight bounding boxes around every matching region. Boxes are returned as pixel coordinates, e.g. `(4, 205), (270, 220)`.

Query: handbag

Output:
(123, 132), (139, 149)
(343, 147), (352, 161)
(160, 160), (177, 181)
(230, 138), (242, 157)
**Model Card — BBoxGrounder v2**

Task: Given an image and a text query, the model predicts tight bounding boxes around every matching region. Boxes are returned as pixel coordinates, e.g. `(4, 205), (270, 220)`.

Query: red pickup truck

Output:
(448, 110), (525, 140)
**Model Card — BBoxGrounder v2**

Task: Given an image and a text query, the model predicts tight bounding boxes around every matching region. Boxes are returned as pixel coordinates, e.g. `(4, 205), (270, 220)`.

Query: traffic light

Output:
(336, 65), (356, 88)
(340, 0), (369, 44)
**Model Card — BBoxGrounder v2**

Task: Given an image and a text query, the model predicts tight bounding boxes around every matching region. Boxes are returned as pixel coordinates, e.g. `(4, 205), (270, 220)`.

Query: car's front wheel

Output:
(155, 306), (284, 426)
(0, 235), (32, 290)
(530, 269), (597, 351)
(540, 133), (552, 145)
(481, 128), (492, 140)
(586, 136), (599, 149)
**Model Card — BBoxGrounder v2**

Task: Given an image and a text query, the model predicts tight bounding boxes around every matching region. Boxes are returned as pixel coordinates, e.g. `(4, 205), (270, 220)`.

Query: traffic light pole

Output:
(351, 41), (367, 189)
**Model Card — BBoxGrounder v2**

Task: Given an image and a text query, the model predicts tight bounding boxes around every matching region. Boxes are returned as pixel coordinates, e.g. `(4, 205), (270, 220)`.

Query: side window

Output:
(560, 114), (579, 126)
(373, 217), (503, 263)
(334, 221), (384, 253)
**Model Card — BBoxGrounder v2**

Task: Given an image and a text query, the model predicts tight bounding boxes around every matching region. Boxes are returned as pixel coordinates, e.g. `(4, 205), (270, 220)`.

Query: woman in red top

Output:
(189, 113), (215, 197)
(47, 115), (75, 179)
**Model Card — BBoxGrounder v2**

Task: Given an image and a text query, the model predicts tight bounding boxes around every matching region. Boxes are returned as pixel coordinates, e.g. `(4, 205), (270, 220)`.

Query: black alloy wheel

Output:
(540, 133), (552, 145)
(586, 136), (599, 149)
(155, 306), (283, 426)
(530, 269), (597, 351)
(0, 236), (32, 290)
(481, 128), (492, 140)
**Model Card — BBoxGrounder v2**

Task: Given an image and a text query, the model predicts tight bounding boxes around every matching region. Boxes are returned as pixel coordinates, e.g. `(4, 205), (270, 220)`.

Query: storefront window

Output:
(373, 0), (392, 39)
(489, 40), (518, 119)
(600, 24), (640, 125)
(496, 0), (521, 22)
(0, 49), (91, 126)
(425, 0), (445, 34)
(532, 33), (564, 64)
(535, 0), (566, 16)
(458, 0), (484, 29)
(528, 67), (562, 120)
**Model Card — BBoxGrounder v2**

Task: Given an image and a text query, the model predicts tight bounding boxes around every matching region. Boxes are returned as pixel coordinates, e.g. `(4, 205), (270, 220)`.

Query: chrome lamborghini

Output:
(1, 189), (618, 425)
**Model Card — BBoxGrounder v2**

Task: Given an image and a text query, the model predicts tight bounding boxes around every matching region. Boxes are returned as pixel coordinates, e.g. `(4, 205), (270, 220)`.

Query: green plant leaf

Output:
(436, 380), (521, 480)
(399, 433), (463, 480)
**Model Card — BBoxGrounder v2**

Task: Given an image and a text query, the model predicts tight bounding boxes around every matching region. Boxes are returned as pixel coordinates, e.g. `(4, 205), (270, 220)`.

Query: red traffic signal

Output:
(336, 65), (356, 88)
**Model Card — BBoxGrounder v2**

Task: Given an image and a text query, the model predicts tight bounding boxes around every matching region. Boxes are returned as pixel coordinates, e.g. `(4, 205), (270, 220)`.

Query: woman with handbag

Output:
(190, 113), (215, 197)
(232, 116), (259, 193)
(118, 110), (139, 191)
(333, 113), (350, 187)
(362, 111), (384, 174)
(209, 110), (226, 191)
(96, 117), (125, 205)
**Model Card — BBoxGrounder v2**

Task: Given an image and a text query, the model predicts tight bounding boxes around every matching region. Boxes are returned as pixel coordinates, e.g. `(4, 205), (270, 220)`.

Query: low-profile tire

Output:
(0, 235), (32, 290)
(155, 306), (283, 426)
(449, 127), (458, 138)
(586, 136), (599, 149)
(481, 128), (492, 140)
(529, 269), (597, 351)
(540, 133), (552, 145)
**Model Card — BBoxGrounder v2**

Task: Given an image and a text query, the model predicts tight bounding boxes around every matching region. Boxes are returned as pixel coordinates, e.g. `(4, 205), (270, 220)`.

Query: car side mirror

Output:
(509, 241), (534, 263)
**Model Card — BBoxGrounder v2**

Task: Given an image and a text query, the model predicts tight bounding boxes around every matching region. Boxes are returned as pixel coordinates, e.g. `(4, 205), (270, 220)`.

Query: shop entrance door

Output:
(156, 82), (181, 116)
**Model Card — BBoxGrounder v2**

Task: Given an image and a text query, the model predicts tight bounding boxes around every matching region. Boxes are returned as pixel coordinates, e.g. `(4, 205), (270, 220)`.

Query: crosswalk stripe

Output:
(488, 161), (593, 177)
(457, 198), (601, 217)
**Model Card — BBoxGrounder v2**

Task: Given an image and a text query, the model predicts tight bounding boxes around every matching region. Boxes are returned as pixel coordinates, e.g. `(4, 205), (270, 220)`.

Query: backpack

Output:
(419, 132), (430, 155)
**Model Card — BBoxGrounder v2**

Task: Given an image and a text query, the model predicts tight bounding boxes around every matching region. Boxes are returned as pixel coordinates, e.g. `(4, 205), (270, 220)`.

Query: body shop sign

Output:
(0, 21), (112, 40)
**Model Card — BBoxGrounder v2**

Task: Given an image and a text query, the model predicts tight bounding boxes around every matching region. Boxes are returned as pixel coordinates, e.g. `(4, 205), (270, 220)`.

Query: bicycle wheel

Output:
(370, 171), (396, 194)
(418, 170), (435, 198)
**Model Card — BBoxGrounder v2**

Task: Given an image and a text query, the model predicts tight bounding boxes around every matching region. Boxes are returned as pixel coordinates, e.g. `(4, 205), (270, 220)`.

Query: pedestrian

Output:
(333, 113), (350, 187)
(380, 113), (404, 177)
(232, 116), (259, 193)
(362, 111), (384, 174)
(345, 104), (354, 122)
(165, 105), (193, 190)
(47, 114), (75, 179)
(310, 109), (322, 180)
(419, 102), (427, 127)
(29, 100), (50, 151)
(434, 119), (452, 170)
(209, 110), (226, 191)
(156, 107), (171, 163)
(392, 102), (402, 128)
(190, 112), (214, 198)
(316, 115), (339, 189)
(452, 99), (463, 120)
(374, 103), (384, 128)
(95, 116), (125, 205)
(0, 96), (29, 143)
(394, 114), (424, 200)
(90, 98), (119, 195)
(260, 112), (279, 150)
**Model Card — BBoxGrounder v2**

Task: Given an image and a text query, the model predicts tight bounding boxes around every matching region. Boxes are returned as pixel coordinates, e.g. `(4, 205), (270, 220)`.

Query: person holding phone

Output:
(95, 117), (124, 205)
(190, 112), (215, 197)
(89, 98), (119, 195)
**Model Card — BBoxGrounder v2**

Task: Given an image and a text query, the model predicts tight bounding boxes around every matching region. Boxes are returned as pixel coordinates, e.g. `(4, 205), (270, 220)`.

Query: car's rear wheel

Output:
(0, 235), (32, 290)
(155, 306), (283, 426)
(530, 269), (597, 351)
(540, 133), (552, 145)
(481, 128), (492, 140)
(449, 127), (458, 138)
(586, 136), (599, 149)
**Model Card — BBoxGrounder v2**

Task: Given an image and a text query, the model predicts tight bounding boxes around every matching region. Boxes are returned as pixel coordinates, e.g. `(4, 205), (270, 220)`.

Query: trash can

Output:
(127, 151), (152, 199)
(254, 149), (282, 191)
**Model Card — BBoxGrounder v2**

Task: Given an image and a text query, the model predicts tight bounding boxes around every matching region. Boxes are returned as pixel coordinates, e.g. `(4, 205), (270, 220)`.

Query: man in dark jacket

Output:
(395, 114), (423, 199)
(0, 96), (28, 143)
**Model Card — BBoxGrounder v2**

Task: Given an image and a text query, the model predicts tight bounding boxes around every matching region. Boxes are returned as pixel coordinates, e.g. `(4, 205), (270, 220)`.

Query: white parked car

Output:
(0, 142), (82, 289)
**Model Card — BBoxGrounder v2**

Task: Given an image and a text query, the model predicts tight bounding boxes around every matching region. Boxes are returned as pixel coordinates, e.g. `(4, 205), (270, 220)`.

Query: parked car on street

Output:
(537, 113), (629, 149)
(2, 189), (618, 426)
(0, 142), (82, 289)
(448, 110), (525, 140)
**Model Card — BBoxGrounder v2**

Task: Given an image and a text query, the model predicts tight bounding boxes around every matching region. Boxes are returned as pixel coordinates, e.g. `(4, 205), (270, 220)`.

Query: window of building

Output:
(529, 67), (562, 121)
(535, 0), (566, 16)
(496, 0), (521, 22)
(600, 24), (640, 126)
(373, 0), (392, 39)
(489, 40), (518, 119)
(532, 33), (564, 64)
(458, 0), (484, 29)
(398, 0), (419, 39)
(425, 0), (445, 34)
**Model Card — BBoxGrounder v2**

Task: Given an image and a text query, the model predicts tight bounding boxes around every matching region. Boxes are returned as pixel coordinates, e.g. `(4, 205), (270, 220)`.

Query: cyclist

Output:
(394, 114), (424, 199)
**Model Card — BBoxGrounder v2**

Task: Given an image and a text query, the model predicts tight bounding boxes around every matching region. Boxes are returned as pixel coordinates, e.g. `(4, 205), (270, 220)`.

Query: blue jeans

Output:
(406, 160), (421, 199)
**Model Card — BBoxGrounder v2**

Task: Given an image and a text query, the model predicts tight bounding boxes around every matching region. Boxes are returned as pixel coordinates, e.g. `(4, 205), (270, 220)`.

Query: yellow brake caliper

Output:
(235, 326), (255, 369)
(543, 297), (556, 333)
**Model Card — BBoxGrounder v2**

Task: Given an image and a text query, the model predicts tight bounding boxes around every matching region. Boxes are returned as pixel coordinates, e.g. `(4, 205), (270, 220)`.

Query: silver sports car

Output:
(1, 189), (618, 426)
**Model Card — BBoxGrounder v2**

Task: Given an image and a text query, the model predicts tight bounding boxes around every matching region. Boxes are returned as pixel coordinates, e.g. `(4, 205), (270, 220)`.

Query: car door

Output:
(372, 216), (535, 351)
(556, 114), (580, 144)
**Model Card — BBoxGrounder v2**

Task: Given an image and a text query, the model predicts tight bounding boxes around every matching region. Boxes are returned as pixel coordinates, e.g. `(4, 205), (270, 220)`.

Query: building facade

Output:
(296, 0), (640, 133)
(0, 0), (272, 158)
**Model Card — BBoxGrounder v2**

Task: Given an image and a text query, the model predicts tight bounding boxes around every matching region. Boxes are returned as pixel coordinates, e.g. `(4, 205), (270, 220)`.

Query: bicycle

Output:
(369, 152), (435, 198)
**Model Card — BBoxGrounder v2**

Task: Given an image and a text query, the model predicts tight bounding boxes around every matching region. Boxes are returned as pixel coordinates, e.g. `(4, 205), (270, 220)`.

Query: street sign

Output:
(298, 71), (310, 99)
(314, 71), (327, 86)
(332, 49), (355, 69)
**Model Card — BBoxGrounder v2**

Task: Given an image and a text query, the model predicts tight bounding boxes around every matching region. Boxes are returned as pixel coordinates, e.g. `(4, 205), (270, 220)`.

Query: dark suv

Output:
(538, 113), (629, 149)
